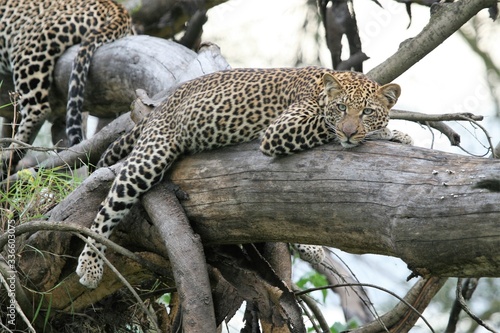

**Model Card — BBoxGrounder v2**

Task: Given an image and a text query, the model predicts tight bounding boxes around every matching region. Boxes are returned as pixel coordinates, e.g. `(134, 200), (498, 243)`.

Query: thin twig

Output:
(445, 278), (478, 333)
(462, 116), (496, 158)
(295, 282), (435, 333)
(454, 278), (496, 333)
(391, 109), (494, 153)
(296, 293), (323, 333)
(321, 249), (386, 330)
(0, 322), (13, 333)
(74, 233), (161, 332)
(0, 138), (66, 152)
(0, 260), (36, 333)
(294, 284), (330, 333)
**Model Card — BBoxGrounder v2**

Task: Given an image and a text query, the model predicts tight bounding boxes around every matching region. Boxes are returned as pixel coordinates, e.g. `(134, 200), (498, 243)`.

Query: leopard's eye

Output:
(363, 108), (374, 115)
(337, 104), (347, 112)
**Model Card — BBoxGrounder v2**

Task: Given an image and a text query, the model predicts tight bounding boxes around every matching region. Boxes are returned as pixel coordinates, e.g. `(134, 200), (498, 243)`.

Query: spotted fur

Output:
(294, 244), (325, 264)
(0, 0), (134, 169)
(77, 66), (412, 288)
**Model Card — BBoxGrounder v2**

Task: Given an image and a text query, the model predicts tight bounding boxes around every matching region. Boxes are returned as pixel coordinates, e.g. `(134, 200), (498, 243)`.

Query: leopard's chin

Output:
(340, 141), (360, 149)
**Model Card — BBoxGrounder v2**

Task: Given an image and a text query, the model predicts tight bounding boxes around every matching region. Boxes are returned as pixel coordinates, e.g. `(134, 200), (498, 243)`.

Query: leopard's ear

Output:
(378, 83), (401, 108)
(323, 73), (343, 99)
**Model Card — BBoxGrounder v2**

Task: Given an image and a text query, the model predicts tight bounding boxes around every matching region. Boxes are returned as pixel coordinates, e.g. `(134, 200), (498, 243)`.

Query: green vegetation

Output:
(0, 167), (83, 225)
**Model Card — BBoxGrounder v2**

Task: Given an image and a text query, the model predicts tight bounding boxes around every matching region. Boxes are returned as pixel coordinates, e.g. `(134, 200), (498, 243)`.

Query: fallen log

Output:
(33, 139), (500, 282)
(164, 141), (500, 278)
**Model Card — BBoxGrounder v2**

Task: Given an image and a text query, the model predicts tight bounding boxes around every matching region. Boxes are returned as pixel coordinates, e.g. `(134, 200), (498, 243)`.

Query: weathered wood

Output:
(142, 182), (217, 332)
(33, 140), (500, 282)
(53, 37), (229, 119)
(162, 141), (500, 277)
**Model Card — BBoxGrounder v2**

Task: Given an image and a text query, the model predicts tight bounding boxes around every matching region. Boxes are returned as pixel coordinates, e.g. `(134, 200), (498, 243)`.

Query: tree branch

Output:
(368, 0), (497, 83)
(390, 109), (483, 122)
(389, 109), (486, 146)
(445, 278), (478, 333)
(451, 278), (496, 333)
(165, 141), (500, 277)
(313, 251), (375, 323)
(142, 182), (217, 332)
(351, 278), (446, 333)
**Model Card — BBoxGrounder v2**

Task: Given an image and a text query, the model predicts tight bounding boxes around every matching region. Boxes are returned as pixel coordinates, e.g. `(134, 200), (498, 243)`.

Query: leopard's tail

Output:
(97, 118), (144, 168)
(66, 3), (134, 146)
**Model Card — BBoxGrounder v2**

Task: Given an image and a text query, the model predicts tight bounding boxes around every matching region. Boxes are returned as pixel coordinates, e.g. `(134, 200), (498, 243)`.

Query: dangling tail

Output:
(66, 4), (134, 146)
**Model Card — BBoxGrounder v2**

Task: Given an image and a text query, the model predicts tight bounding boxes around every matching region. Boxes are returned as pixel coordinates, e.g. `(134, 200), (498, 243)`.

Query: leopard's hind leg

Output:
(77, 128), (180, 288)
(4, 53), (57, 170)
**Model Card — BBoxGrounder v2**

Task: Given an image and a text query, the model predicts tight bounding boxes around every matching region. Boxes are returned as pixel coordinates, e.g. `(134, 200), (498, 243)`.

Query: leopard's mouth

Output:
(340, 140), (360, 148)
(337, 132), (363, 148)
(332, 126), (361, 148)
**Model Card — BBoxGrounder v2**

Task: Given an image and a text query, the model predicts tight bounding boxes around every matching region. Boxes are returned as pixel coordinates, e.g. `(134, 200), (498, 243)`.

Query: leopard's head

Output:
(322, 72), (400, 148)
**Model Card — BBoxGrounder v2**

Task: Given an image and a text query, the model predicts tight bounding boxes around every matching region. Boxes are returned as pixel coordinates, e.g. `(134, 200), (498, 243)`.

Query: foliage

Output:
(328, 318), (360, 333)
(296, 271), (329, 303)
(0, 167), (83, 226)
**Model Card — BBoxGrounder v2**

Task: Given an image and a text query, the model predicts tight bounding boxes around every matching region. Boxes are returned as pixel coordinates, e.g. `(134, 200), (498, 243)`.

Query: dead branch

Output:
(312, 251), (374, 323)
(350, 277), (446, 333)
(0, 259), (38, 332)
(390, 110), (483, 122)
(295, 291), (330, 332)
(142, 182), (217, 332)
(445, 278), (478, 333)
(452, 278), (496, 333)
(389, 109), (486, 146)
(162, 141), (500, 277)
(3, 139), (500, 330)
(367, 0), (497, 84)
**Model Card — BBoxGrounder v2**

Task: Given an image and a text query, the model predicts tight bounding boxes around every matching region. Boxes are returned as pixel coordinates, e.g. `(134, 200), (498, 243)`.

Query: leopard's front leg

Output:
(260, 102), (335, 156)
(366, 127), (414, 145)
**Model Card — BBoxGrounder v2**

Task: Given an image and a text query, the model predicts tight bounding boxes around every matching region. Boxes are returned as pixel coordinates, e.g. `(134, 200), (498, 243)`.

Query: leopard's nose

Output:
(342, 123), (358, 139)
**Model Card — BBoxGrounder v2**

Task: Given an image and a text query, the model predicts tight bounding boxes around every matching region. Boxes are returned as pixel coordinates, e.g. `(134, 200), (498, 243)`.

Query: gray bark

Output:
(163, 141), (500, 278)
(42, 140), (500, 279)
(8, 113), (499, 332)
(142, 183), (217, 332)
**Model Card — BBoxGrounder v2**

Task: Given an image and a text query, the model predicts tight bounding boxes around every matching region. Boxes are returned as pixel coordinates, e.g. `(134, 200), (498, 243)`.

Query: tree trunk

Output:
(163, 141), (500, 278)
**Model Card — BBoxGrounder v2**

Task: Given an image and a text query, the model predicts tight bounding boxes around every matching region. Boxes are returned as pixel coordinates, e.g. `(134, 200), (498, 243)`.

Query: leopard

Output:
(0, 0), (134, 172)
(76, 66), (413, 288)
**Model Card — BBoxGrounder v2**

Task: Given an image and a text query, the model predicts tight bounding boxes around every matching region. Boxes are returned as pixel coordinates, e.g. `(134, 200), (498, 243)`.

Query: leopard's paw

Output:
(390, 129), (414, 145)
(76, 244), (105, 289)
(367, 128), (413, 145)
